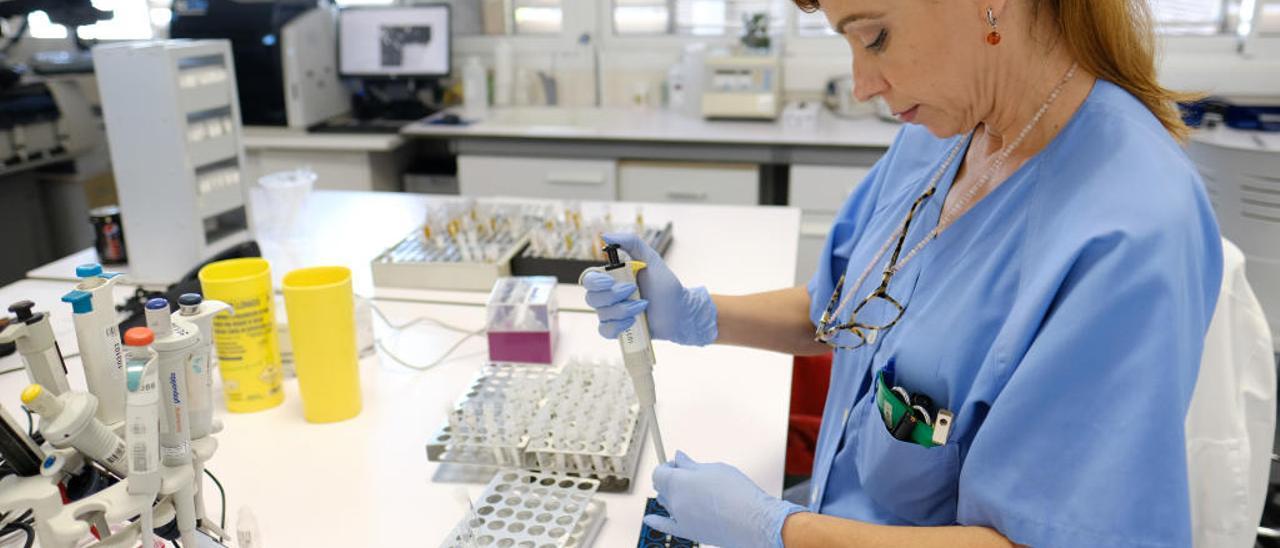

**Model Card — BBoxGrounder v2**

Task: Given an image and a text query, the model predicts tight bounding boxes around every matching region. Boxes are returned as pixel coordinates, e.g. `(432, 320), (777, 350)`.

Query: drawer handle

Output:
(665, 191), (708, 201)
(545, 172), (606, 186)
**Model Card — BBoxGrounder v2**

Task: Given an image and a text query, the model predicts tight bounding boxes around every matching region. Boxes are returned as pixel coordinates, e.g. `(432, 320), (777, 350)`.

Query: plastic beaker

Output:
(258, 168), (315, 239)
(282, 266), (361, 423)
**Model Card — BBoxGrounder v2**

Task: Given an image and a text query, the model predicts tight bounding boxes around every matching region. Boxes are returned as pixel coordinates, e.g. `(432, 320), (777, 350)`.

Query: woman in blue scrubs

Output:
(582, 0), (1222, 546)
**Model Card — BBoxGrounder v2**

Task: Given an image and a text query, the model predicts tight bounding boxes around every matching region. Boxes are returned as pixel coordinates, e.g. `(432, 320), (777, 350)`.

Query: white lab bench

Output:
(3, 189), (800, 546)
(28, 190), (802, 310)
(0, 281), (792, 547)
(242, 126), (412, 192)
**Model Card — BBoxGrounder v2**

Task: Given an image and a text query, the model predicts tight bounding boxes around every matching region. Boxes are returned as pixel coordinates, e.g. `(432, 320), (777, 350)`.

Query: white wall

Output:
(447, 0), (1280, 107)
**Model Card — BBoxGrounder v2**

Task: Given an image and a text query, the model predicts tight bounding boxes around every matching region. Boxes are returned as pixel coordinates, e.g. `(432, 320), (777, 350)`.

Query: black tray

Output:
(510, 223), (674, 284)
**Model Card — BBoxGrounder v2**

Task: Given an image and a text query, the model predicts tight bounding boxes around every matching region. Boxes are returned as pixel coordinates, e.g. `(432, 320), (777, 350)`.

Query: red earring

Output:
(986, 8), (1001, 45)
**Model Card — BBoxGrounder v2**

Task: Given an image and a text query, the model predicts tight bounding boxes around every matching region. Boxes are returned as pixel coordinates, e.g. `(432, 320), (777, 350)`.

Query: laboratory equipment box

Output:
(94, 40), (253, 285)
(485, 276), (558, 364)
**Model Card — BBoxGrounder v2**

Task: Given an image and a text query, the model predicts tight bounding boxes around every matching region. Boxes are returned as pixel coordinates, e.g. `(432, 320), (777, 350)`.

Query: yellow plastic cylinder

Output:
(198, 258), (284, 413)
(281, 266), (361, 423)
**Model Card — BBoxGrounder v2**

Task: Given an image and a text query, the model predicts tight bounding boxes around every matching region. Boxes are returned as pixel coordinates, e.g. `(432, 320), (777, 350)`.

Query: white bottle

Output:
(464, 57), (488, 119)
(494, 40), (514, 107)
(667, 62), (686, 112)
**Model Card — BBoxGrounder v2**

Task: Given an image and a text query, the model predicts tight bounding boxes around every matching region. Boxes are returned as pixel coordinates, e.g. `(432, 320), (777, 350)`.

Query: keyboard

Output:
(307, 117), (412, 134)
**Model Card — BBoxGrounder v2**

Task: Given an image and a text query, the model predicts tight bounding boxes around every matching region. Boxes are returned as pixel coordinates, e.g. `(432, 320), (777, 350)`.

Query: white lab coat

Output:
(1186, 239), (1276, 548)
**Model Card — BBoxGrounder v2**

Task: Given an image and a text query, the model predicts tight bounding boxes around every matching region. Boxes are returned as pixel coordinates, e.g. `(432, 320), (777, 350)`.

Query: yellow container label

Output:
(199, 258), (284, 413)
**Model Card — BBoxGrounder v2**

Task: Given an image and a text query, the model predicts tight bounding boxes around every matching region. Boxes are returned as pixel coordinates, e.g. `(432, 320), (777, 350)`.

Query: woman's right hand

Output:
(580, 232), (718, 346)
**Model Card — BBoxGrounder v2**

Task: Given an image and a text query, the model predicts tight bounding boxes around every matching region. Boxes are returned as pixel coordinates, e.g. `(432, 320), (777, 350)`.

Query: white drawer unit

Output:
(790, 164), (873, 284)
(790, 164), (870, 213)
(459, 155), (618, 200)
(619, 160), (758, 205)
(796, 213), (835, 286)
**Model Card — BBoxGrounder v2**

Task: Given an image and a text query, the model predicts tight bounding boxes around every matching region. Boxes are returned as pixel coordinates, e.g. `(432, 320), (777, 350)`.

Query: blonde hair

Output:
(793, 0), (1198, 142)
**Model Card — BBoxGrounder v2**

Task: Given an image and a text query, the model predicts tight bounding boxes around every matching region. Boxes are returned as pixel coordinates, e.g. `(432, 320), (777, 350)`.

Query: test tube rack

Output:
(440, 469), (607, 548)
(370, 227), (531, 291)
(427, 359), (646, 492)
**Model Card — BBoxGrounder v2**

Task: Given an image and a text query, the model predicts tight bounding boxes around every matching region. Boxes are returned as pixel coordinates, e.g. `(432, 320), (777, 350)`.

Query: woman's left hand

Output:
(645, 451), (805, 548)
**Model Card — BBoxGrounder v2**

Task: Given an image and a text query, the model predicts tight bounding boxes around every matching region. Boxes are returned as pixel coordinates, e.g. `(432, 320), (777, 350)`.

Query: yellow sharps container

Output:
(198, 258), (284, 413)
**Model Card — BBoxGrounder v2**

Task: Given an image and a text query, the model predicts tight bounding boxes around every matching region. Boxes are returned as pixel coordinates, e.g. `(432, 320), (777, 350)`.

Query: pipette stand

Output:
(0, 420), (225, 546)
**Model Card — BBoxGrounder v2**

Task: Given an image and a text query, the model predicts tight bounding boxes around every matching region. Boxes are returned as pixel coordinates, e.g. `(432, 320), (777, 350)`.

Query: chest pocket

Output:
(851, 390), (962, 525)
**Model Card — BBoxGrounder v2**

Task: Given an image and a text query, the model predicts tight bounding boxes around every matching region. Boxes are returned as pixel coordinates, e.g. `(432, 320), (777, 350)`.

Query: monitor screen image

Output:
(339, 5), (450, 78)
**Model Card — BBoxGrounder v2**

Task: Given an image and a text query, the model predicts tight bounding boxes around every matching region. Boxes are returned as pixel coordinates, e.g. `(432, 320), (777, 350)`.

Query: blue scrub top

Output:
(806, 80), (1222, 547)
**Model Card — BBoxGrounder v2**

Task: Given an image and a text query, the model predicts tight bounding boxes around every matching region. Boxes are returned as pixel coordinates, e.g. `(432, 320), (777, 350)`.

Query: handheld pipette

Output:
(21, 383), (128, 477)
(144, 298), (196, 466)
(0, 300), (71, 395)
(144, 298), (202, 547)
(123, 327), (160, 548)
(62, 264), (126, 427)
(174, 293), (231, 441)
(580, 244), (667, 464)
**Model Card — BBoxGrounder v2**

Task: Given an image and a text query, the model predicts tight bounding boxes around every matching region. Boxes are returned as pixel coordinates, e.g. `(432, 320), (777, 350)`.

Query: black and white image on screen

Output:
(380, 26), (432, 67)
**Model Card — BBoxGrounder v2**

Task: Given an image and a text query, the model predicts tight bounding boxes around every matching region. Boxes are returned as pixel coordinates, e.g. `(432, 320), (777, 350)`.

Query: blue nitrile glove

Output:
(580, 232), (718, 346)
(644, 451), (805, 548)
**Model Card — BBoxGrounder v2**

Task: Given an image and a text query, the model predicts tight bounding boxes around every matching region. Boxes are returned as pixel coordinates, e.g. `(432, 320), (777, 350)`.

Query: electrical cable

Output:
(367, 301), (485, 372)
(0, 510), (33, 548)
(204, 468), (225, 532)
(0, 365), (23, 377)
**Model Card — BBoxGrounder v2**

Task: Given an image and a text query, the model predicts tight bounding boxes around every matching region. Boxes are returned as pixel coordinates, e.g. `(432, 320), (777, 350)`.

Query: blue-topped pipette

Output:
(62, 263), (126, 427)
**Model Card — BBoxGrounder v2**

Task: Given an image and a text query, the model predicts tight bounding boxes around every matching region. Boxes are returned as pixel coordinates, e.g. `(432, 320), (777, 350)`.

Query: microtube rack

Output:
(370, 227), (530, 291)
(525, 358), (646, 492)
(427, 363), (555, 467)
(440, 469), (607, 548)
(427, 359), (646, 492)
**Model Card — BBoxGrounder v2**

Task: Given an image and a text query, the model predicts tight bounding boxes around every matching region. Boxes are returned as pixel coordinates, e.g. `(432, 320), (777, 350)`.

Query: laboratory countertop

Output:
(28, 191), (802, 311)
(1190, 125), (1280, 153)
(242, 125), (406, 152)
(0, 282), (793, 547)
(404, 106), (902, 149)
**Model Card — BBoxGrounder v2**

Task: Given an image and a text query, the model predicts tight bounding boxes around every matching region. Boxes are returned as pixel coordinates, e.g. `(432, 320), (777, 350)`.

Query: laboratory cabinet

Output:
(458, 155), (619, 201)
(1187, 136), (1280, 351)
(618, 160), (759, 205)
(790, 164), (872, 284)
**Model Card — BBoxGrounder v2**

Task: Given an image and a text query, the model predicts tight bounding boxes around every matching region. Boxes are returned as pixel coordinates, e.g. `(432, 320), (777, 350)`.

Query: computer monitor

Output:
(339, 5), (450, 78)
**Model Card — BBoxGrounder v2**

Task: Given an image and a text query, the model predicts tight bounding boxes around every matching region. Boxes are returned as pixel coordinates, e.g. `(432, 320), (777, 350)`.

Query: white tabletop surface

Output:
(242, 126), (406, 152)
(28, 191), (803, 312)
(0, 283), (793, 547)
(405, 106), (901, 149)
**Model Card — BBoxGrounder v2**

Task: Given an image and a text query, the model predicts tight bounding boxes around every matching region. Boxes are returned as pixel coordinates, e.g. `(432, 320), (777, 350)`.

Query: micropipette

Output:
(122, 327), (160, 548)
(62, 263), (126, 427)
(580, 244), (667, 464)
(0, 300), (71, 395)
